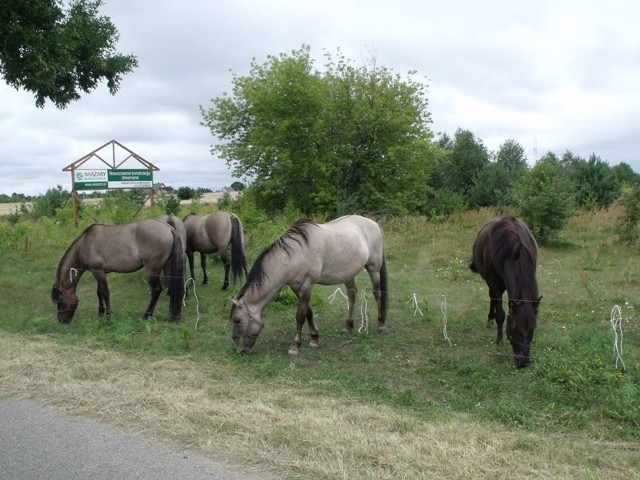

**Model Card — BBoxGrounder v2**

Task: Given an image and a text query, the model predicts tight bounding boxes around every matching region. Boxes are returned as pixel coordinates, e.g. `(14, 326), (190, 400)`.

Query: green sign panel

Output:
(74, 169), (153, 190)
(107, 169), (153, 188)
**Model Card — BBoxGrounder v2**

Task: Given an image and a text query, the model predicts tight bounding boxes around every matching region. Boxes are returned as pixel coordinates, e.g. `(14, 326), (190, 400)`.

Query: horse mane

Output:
(237, 219), (317, 297)
(54, 224), (96, 285)
(492, 217), (539, 328)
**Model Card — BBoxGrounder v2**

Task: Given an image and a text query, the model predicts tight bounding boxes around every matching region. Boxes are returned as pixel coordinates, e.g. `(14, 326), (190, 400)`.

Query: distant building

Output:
(153, 183), (173, 193)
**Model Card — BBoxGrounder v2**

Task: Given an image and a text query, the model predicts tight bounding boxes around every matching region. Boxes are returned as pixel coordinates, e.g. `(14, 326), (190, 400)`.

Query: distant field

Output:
(0, 191), (236, 216)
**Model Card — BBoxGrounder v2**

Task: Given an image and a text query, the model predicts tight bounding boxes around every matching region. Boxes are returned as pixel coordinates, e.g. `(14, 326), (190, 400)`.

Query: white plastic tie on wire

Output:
(441, 294), (452, 347)
(328, 287), (349, 310)
(358, 290), (369, 334)
(184, 277), (200, 330)
(610, 305), (626, 370)
(407, 293), (423, 317)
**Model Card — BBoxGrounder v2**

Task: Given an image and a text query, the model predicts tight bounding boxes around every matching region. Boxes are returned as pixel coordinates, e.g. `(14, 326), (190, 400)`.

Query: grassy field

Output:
(0, 203), (639, 479)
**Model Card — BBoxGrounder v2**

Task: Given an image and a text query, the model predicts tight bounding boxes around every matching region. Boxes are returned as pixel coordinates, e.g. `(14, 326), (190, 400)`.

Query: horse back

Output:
(313, 215), (385, 281)
(157, 215), (187, 253)
(184, 211), (233, 252)
(471, 216), (537, 284)
(78, 221), (175, 273)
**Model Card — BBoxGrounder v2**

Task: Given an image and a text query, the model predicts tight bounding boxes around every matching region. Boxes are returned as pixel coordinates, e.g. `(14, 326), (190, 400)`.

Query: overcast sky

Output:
(1, 0), (639, 196)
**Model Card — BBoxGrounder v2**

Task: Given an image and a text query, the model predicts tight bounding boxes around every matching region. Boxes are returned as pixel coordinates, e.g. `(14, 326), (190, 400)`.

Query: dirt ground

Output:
(0, 191), (236, 216)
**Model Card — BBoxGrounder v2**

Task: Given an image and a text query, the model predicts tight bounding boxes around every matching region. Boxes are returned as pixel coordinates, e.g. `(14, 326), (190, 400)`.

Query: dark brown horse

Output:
(469, 216), (541, 368)
(51, 219), (185, 322)
(230, 215), (388, 355)
(183, 212), (248, 290)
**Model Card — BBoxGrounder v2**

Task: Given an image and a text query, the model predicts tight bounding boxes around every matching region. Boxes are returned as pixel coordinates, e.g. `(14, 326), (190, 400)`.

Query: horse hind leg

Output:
(342, 279), (357, 333)
(288, 288), (313, 356)
(367, 266), (387, 332)
(143, 275), (163, 320)
(220, 251), (231, 290)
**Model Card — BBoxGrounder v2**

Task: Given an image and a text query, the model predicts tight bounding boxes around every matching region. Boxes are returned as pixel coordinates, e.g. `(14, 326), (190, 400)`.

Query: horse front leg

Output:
(143, 275), (163, 320)
(200, 252), (208, 285)
(488, 288), (506, 346)
(288, 288), (312, 356)
(342, 279), (357, 333)
(93, 271), (111, 316)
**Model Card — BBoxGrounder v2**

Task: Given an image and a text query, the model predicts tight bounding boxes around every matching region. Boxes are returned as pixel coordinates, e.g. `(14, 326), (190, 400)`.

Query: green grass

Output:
(1, 204), (639, 477)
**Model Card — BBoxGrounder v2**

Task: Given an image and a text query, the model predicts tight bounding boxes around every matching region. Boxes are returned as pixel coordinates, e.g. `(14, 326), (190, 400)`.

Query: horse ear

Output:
(230, 297), (239, 306)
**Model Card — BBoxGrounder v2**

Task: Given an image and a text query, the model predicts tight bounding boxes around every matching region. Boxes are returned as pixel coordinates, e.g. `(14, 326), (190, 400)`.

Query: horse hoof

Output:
(288, 347), (300, 356)
(309, 341), (319, 348)
(378, 325), (388, 332)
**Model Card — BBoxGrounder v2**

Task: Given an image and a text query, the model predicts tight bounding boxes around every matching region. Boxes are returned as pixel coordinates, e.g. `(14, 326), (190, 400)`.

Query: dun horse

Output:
(469, 216), (541, 368)
(183, 212), (248, 290)
(230, 215), (389, 355)
(51, 219), (185, 322)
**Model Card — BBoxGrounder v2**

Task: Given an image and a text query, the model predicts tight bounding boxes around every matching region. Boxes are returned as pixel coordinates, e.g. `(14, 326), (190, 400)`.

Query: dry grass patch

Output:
(1, 333), (637, 479)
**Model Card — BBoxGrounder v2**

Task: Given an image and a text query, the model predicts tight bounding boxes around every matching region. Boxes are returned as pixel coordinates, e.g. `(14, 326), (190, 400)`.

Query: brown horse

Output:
(230, 215), (388, 355)
(469, 216), (541, 368)
(183, 212), (248, 290)
(51, 219), (185, 322)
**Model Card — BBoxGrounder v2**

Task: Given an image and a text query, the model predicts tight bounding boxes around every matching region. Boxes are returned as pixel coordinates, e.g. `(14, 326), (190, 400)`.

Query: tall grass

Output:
(1, 200), (639, 479)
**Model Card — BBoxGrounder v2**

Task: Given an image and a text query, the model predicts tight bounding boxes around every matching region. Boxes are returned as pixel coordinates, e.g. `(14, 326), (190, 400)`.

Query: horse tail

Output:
(229, 214), (247, 285)
(168, 228), (185, 320)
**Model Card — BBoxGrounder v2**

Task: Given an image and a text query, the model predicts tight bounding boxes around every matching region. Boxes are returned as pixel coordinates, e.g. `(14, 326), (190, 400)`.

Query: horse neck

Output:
(56, 240), (86, 291)
(240, 249), (295, 309)
(504, 255), (538, 303)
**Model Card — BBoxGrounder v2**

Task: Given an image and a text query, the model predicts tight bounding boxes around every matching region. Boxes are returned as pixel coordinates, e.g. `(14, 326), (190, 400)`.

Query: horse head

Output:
(230, 296), (264, 354)
(51, 284), (79, 323)
(507, 296), (542, 368)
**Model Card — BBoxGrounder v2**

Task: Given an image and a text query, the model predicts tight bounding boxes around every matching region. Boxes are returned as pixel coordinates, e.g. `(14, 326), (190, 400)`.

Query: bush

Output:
(617, 183), (640, 245)
(512, 158), (575, 244)
(31, 185), (69, 219)
(159, 194), (181, 216)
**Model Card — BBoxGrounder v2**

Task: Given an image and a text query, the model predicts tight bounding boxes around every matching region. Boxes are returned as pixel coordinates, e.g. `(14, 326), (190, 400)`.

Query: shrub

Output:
(617, 183), (640, 245)
(512, 158), (575, 244)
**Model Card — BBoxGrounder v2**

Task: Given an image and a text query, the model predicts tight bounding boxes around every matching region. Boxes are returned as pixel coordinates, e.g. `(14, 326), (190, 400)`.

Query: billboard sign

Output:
(74, 169), (153, 190)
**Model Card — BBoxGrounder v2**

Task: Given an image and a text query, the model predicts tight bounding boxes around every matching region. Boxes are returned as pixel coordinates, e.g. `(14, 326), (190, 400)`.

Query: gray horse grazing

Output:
(183, 212), (248, 290)
(52, 219), (185, 322)
(230, 215), (389, 356)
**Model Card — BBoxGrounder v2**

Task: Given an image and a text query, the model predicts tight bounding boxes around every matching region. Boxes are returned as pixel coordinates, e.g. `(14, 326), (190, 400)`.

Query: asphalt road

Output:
(0, 399), (264, 480)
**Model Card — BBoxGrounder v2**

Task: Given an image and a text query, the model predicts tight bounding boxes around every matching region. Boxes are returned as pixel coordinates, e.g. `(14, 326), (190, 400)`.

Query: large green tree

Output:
(0, 0), (137, 108)
(435, 128), (490, 204)
(483, 137), (528, 207)
(201, 45), (436, 215)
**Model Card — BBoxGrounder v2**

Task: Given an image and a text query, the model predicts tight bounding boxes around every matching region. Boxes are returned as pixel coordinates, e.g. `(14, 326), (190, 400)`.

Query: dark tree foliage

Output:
(0, 0), (137, 108)
(612, 162), (640, 186)
(436, 128), (490, 205)
(562, 151), (620, 209)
